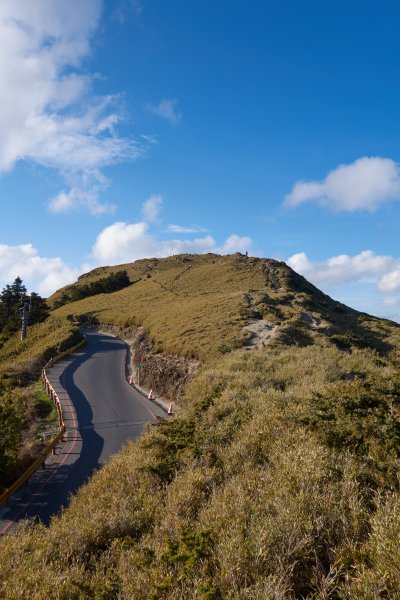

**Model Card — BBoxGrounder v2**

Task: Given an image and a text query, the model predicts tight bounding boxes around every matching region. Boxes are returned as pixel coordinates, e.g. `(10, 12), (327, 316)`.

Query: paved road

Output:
(0, 330), (165, 533)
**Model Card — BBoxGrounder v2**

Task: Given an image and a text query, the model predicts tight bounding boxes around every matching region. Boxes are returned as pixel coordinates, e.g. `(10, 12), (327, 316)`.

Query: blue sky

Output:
(1, 0), (400, 320)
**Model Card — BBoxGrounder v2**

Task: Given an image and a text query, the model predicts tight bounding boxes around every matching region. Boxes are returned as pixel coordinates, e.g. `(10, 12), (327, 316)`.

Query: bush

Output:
(0, 392), (25, 489)
(54, 271), (131, 308)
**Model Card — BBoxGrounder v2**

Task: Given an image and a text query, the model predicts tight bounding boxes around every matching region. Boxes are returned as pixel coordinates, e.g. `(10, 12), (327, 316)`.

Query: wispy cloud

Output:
(167, 224), (208, 234)
(49, 172), (116, 215)
(382, 297), (400, 307)
(285, 157), (400, 211)
(148, 99), (182, 126)
(142, 194), (163, 223)
(0, 0), (142, 215)
(112, 0), (142, 24)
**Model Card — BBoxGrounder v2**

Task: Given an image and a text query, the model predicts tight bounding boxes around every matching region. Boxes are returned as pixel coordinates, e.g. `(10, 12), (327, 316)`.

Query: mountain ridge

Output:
(49, 252), (399, 359)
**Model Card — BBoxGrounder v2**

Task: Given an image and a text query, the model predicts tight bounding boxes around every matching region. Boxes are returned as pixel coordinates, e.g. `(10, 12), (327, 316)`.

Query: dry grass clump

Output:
(342, 491), (400, 598)
(1, 342), (399, 597)
(0, 435), (163, 598)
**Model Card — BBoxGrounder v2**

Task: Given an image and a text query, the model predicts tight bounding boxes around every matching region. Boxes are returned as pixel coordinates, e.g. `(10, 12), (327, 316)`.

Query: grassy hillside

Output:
(1, 253), (400, 598)
(50, 253), (399, 360)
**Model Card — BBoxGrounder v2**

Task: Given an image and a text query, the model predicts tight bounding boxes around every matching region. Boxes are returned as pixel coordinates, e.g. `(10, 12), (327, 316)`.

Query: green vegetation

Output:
(0, 315), (82, 492)
(1, 254), (400, 597)
(53, 270), (131, 308)
(0, 392), (25, 485)
(0, 277), (49, 347)
(34, 381), (58, 427)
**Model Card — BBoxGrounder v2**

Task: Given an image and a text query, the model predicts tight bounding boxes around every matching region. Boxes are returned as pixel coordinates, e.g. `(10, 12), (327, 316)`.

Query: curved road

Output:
(0, 330), (166, 533)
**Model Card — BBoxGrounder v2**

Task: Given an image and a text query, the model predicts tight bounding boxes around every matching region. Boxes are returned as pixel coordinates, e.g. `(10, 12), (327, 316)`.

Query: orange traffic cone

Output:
(168, 403), (173, 415)
(148, 389), (153, 400)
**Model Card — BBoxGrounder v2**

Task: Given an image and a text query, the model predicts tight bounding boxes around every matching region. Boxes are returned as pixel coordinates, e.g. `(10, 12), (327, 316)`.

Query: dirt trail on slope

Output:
(244, 293), (279, 349)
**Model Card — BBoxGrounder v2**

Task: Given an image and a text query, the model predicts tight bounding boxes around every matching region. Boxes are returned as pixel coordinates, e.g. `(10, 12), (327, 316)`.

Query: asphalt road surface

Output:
(0, 330), (166, 533)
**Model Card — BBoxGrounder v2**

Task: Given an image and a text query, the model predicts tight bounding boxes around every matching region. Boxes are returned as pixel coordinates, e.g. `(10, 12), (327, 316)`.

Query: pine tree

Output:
(0, 278), (49, 341)
(28, 292), (49, 325)
(10, 276), (27, 302)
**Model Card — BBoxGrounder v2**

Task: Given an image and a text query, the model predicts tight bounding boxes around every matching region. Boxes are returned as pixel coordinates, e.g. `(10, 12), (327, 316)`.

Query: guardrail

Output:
(0, 336), (86, 507)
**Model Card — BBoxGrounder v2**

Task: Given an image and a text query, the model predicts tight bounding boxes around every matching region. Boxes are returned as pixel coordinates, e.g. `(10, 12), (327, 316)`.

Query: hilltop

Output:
(49, 253), (398, 359)
(1, 253), (400, 598)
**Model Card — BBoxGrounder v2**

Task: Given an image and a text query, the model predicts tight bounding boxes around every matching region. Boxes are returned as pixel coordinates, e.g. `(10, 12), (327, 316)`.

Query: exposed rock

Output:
(300, 312), (322, 328)
(244, 320), (279, 349)
(243, 293), (279, 349)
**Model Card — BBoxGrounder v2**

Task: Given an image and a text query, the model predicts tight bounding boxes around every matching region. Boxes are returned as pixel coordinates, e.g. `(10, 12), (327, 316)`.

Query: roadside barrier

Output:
(0, 336), (86, 507)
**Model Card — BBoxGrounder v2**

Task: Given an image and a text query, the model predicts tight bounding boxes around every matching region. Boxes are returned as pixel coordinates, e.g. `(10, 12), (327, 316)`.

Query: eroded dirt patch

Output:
(244, 320), (279, 348)
(300, 312), (322, 328)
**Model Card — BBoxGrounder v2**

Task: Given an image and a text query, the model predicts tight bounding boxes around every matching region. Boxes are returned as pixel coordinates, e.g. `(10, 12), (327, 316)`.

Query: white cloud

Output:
(0, 243), (77, 296)
(0, 0), (141, 214)
(92, 220), (252, 265)
(378, 269), (400, 292)
(49, 183), (116, 215)
(287, 249), (400, 304)
(0, 190), (253, 297)
(287, 250), (396, 286)
(92, 221), (212, 264)
(91, 196), (252, 264)
(142, 194), (162, 223)
(285, 157), (400, 211)
(149, 99), (182, 126)
(167, 224), (208, 234)
(219, 234), (252, 254)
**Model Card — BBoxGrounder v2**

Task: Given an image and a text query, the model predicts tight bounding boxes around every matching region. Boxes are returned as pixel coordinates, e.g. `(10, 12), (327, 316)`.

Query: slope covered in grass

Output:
(1, 344), (400, 597)
(50, 253), (400, 360)
(1, 253), (400, 598)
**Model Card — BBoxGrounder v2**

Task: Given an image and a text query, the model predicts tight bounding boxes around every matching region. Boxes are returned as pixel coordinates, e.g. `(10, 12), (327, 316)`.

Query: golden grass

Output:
(51, 253), (400, 361)
(1, 343), (400, 597)
(0, 316), (80, 379)
(1, 254), (400, 597)
(52, 254), (268, 359)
